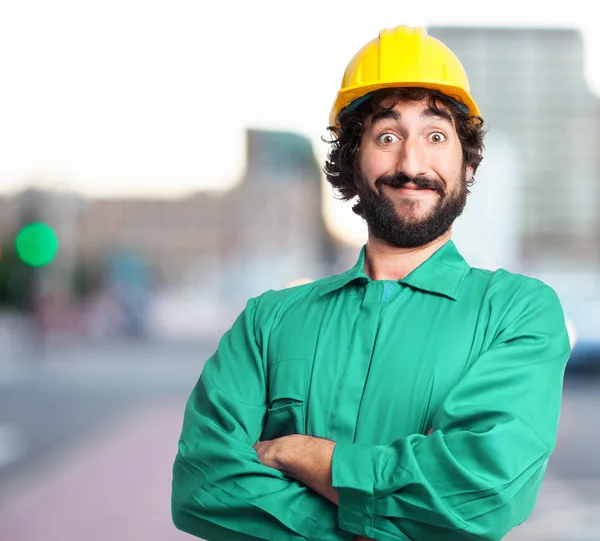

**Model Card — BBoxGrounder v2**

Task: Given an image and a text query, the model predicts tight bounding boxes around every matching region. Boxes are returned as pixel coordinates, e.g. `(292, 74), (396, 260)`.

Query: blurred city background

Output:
(1, 1), (600, 540)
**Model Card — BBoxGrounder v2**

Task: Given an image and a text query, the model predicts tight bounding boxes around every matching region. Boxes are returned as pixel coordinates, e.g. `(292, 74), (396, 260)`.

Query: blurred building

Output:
(0, 128), (334, 314)
(77, 128), (332, 294)
(0, 195), (19, 238)
(429, 26), (600, 272)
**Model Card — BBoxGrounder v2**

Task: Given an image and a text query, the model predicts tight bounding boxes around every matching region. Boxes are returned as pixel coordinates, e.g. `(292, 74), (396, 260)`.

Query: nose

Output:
(396, 137), (428, 179)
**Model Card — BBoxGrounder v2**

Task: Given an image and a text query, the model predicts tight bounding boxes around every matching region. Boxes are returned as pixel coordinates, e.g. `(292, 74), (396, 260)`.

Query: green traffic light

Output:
(15, 223), (59, 267)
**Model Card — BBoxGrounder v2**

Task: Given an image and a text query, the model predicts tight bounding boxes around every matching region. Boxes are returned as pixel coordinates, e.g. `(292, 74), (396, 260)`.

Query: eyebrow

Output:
(369, 106), (454, 128)
(420, 107), (454, 126)
(370, 109), (400, 127)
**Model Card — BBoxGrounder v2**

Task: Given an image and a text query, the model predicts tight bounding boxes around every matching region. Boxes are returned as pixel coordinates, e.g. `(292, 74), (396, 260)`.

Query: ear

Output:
(466, 165), (475, 183)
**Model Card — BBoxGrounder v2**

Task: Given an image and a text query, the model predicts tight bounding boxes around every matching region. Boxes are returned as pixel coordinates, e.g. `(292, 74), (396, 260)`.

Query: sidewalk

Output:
(0, 399), (196, 541)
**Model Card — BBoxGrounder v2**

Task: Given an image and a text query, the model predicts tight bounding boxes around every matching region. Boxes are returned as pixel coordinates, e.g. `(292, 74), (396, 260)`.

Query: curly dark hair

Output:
(323, 87), (486, 216)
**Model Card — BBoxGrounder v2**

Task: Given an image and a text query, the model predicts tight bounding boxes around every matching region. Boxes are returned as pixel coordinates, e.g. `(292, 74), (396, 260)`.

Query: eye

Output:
(377, 132), (399, 145)
(428, 132), (447, 144)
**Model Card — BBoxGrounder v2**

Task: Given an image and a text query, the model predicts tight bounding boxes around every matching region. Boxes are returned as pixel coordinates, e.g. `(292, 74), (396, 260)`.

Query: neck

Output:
(364, 230), (452, 281)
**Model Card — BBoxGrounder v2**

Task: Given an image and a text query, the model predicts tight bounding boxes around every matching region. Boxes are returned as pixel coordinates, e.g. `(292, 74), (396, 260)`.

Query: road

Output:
(0, 340), (598, 541)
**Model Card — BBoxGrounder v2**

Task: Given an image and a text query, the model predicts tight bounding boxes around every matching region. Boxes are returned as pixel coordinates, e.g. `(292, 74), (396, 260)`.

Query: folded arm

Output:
(261, 282), (570, 541)
(171, 297), (353, 541)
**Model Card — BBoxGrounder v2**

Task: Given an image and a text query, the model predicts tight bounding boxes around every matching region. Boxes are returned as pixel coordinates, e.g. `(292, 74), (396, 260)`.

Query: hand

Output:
(254, 435), (339, 504)
(253, 436), (290, 470)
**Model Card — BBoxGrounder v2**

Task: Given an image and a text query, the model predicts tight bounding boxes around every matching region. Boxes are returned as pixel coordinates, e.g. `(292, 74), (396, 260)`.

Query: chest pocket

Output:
(260, 358), (308, 441)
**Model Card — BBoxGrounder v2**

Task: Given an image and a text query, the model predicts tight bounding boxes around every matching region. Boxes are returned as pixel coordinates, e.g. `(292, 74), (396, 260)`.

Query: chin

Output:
(395, 204), (435, 221)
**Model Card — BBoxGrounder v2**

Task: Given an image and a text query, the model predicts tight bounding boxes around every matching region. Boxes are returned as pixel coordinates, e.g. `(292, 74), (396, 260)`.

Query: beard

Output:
(355, 167), (468, 249)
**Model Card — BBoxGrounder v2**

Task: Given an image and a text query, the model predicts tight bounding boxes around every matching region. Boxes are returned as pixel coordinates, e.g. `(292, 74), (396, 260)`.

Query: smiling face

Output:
(356, 97), (474, 248)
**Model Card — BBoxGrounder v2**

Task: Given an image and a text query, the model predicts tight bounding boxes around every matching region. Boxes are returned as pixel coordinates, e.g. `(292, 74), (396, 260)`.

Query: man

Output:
(171, 25), (570, 541)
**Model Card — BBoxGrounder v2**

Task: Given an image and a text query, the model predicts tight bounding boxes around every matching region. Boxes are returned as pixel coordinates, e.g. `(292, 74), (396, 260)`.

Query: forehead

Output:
(366, 97), (455, 129)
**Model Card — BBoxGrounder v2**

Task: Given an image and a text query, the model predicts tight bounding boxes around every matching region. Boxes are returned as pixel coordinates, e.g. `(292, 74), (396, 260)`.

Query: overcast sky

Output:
(0, 0), (598, 198)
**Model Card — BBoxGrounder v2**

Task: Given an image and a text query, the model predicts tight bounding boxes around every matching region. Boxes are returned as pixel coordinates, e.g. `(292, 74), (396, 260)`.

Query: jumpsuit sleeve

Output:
(331, 281), (571, 541)
(172, 297), (353, 541)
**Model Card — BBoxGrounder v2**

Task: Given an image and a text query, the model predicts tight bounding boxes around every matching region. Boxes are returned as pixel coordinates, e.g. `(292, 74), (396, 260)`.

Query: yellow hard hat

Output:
(329, 25), (481, 125)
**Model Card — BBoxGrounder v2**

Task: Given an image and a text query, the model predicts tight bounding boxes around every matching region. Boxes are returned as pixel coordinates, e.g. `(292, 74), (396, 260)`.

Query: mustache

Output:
(375, 174), (445, 194)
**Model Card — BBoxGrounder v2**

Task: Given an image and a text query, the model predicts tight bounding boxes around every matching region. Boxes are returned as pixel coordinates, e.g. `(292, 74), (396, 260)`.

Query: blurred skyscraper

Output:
(429, 26), (600, 272)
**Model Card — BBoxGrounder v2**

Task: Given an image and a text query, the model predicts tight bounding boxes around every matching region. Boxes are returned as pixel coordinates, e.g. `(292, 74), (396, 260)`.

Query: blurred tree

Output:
(71, 259), (103, 301)
(0, 239), (33, 311)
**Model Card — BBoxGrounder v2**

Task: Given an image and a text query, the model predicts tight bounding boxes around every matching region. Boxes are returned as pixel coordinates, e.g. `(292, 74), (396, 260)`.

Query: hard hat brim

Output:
(329, 81), (481, 126)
